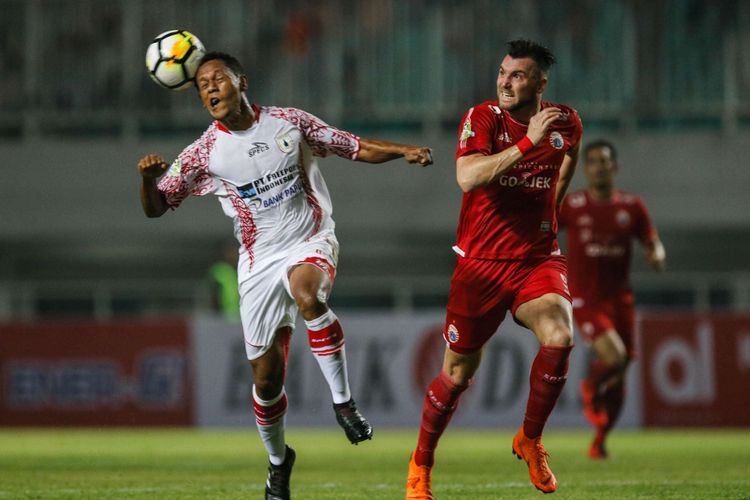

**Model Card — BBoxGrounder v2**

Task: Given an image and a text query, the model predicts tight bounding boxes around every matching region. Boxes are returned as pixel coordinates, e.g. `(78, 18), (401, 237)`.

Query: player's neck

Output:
(507, 100), (542, 125)
(588, 186), (613, 201)
(221, 99), (255, 131)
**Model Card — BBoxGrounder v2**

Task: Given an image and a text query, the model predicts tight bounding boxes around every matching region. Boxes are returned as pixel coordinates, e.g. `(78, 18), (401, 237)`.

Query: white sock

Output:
(252, 385), (287, 465)
(305, 309), (352, 404)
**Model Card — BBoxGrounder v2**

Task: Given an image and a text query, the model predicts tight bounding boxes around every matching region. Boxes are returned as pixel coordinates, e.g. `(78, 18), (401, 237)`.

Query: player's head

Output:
(496, 39), (555, 112)
(584, 139), (618, 189)
(195, 51), (249, 121)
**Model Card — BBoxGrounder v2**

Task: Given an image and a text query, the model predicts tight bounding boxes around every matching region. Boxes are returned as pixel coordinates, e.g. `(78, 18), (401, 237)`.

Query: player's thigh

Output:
(590, 330), (628, 367)
(514, 292), (573, 346)
(288, 262), (331, 306)
(284, 231), (338, 306)
(444, 306), (506, 356)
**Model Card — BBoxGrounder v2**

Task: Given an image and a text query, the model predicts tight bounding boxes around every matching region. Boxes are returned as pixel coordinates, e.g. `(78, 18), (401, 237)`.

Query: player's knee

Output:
(253, 374), (284, 400)
(294, 288), (326, 316)
(542, 323), (573, 346)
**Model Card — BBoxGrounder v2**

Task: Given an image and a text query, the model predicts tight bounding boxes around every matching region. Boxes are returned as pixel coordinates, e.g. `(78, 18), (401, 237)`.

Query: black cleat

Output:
(333, 399), (373, 444)
(265, 446), (295, 500)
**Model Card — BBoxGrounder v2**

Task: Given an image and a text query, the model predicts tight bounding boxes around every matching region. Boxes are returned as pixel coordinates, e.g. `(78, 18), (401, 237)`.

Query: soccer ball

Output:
(145, 30), (206, 90)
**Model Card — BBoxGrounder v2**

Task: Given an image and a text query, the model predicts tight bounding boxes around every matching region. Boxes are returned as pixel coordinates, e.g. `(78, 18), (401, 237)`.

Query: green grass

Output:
(0, 428), (749, 499)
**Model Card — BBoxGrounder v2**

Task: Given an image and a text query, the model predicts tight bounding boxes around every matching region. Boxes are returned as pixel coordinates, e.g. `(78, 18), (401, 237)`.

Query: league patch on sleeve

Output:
(460, 119), (475, 141)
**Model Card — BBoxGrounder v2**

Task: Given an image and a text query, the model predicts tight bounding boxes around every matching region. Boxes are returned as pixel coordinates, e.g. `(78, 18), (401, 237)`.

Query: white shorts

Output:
(238, 229), (339, 360)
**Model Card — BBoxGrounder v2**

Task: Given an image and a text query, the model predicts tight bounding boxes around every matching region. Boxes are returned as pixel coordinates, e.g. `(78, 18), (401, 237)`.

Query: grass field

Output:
(1, 428), (749, 499)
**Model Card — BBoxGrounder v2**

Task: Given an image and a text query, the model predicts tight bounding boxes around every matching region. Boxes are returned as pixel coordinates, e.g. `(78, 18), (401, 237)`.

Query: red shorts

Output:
(443, 254), (571, 354)
(572, 292), (635, 357)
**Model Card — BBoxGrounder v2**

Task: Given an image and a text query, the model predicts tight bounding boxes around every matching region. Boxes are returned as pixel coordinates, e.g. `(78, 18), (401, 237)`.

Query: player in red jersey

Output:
(559, 140), (665, 459)
(406, 39), (582, 498)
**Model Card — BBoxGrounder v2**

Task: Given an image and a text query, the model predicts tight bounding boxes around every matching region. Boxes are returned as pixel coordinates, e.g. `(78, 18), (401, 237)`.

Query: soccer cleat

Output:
(406, 453), (434, 500)
(588, 432), (608, 460)
(580, 380), (608, 429)
(265, 446), (295, 500)
(512, 427), (558, 494)
(333, 399), (373, 444)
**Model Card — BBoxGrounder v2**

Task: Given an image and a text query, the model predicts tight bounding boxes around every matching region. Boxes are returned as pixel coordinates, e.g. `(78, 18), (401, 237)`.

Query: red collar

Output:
(215, 104), (261, 134)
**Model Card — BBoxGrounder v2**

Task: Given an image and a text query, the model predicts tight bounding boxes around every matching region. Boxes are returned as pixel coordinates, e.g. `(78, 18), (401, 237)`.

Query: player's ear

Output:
(239, 75), (248, 92)
(536, 74), (548, 95)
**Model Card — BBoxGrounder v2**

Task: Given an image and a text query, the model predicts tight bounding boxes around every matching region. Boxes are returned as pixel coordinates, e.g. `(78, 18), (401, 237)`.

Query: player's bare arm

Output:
(456, 107), (562, 192)
(555, 141), (581, 205)
(137, 154), (170, 218)
(356, 138), (433, 166)
(643, 238), (667, 271)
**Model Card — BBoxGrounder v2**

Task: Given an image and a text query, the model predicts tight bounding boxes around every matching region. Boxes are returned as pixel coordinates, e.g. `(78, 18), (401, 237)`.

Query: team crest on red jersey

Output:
(447, 324), (459, 343)
(616, 209), (631, 227)
(549, 131), (564, 150)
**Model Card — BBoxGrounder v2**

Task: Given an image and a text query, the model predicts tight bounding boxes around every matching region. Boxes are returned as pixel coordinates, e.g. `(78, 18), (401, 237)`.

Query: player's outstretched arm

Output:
(137, 154), (170, 218)
(356, 139), (433, 166)
(456, 107), (561, 192)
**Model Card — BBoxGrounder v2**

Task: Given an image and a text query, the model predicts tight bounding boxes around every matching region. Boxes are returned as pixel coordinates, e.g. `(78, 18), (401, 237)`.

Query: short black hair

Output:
(506, 39), (555, 74)
(584, 139), (618, 161)
(197, 51), (246, 78)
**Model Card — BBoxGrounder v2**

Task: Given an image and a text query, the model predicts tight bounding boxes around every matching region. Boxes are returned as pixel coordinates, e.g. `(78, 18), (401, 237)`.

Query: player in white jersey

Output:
(137, 52), (432, 500)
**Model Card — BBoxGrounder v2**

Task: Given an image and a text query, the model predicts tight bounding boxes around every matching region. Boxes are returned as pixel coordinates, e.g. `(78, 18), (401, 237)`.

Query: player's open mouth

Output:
(501, 92), (514, 98)
(210, 97), (220, 108)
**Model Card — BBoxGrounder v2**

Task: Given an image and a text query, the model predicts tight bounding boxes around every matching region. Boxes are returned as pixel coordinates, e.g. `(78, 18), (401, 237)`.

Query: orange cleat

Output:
(580, 380), (608, 429)
(406, 453), (434, 500)
(588, 431), (608, 460)
(512, 427), (558, 494)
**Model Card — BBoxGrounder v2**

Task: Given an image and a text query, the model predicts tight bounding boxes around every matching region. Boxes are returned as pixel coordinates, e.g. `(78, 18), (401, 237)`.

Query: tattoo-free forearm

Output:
(140, 177), (169, 217)
(456, 146), (525, 192)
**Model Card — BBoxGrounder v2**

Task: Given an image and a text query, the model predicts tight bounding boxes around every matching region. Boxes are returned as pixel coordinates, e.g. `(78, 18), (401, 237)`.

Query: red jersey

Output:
(559, 189), (658, 302)
(453, 100), (583, 260)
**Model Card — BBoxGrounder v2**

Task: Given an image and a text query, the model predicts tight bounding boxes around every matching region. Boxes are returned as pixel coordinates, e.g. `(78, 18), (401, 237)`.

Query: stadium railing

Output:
(0, 271), (748, 320)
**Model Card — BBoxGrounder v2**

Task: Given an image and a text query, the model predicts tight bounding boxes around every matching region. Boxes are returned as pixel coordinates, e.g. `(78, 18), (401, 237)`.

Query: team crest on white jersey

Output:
(166, 158), (182, 177)
(549, 131), (564, 149)
(275, 132), (294, 153)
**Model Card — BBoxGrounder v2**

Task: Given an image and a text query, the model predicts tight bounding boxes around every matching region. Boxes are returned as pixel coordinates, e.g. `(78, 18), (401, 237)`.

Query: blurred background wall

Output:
(1, 0), (749, 317)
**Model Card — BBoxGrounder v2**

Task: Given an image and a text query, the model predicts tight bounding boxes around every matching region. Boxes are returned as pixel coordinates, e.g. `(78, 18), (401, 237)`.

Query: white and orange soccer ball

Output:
(145, 30), (206, 90)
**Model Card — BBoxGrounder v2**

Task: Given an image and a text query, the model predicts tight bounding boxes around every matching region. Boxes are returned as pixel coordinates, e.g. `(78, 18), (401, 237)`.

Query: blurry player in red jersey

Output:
(137, 52), (432, 500)
(559, 140), (665, 459)
(405, 39), (582, 498)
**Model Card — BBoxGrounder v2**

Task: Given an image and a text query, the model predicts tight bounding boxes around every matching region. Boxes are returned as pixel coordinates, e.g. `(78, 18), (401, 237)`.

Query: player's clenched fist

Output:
(137, 154), (169, 179)
(405, 146), (433, 167)
(527, 107), (562, 146)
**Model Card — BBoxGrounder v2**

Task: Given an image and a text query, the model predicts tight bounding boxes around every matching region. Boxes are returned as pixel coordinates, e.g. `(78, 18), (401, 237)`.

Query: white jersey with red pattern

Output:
(453, 100), (583, 260)
(157, 104), (361, 272)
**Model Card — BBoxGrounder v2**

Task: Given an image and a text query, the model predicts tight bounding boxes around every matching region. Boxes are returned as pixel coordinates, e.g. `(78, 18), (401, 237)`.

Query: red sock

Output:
(414, 371), (469, 467)
(602, 382), (625, 431)
(523, 344), (573, 439)
(586, 358), (619, 397)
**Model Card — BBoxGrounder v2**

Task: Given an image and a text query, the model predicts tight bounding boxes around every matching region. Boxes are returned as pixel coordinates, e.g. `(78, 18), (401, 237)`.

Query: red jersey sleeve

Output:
(634, 197), (658, 243)
(455, 104), (496, 160)
(568, 108), (583, 151)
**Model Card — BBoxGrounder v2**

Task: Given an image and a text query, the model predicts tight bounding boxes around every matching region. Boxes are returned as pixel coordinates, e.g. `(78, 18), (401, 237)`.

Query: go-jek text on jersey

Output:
(454, 100), (583, 260)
